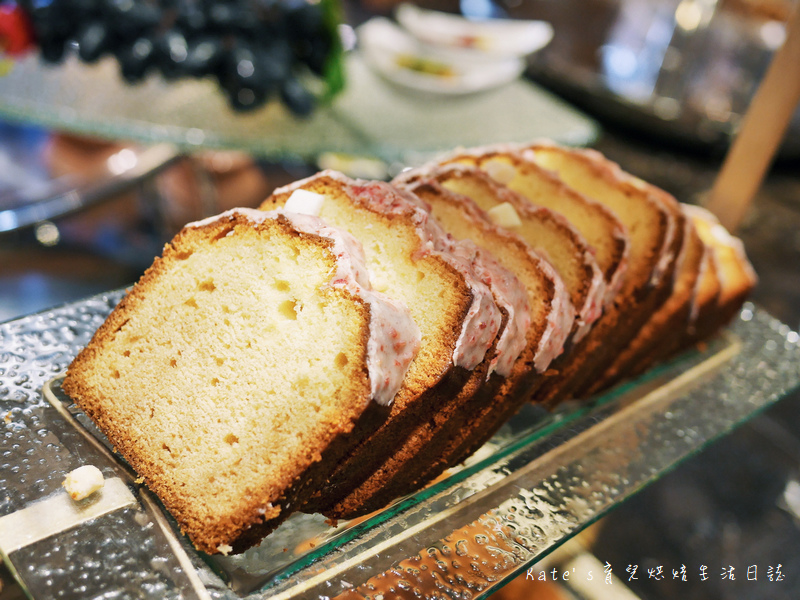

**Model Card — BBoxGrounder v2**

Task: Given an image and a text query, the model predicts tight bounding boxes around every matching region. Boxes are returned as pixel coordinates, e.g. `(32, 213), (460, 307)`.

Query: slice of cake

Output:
(680, 204), (758, 342)
(582, 169), (699, 392)
(319, 237), (534, 517)
(521, 143), (682, 398)
(598, 216), (707, 386)
(439, 146), (629, 405)
(626, 218), (722, 376)
(678, 207), (724, 345)
(260, 171), (503, 516)
(390, 176), (574, 495)
(62, 208), (421, 554)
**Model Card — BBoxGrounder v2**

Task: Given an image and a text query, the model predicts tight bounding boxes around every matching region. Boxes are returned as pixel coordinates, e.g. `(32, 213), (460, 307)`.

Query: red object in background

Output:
(0, 4), (35, 56)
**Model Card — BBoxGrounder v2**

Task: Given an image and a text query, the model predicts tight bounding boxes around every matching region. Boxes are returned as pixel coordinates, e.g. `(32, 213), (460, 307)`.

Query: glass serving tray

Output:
(0, 291), (798, 600)
(0, 52), (598, 166)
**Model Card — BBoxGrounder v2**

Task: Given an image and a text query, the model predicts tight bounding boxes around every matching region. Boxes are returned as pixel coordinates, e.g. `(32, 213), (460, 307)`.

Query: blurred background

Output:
(1, 0), (800, 598)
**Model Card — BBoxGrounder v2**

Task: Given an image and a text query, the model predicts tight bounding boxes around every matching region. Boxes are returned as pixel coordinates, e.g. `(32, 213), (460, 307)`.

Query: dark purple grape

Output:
(175, 1), (208, 34)
(27, 5), (72, 40)
(183, 35), (225, 77)
(304, 37), (332, 76)
(118, 35), (157, 82)
(21, 0), (335, 116)
(226, 42), (257, 82)
(39, 36), (69, 63)
(207, 3), (248, 32)
(58, 0), (102, 21)
(76, 21), (112, 63)
(154, 29), (189, 79)
(105, 0), (162, 39)
(285, 2), (324, 39)
(224, 81), (269, 112)
(280, 76), (314, 117)
(256, 37), (292, 83)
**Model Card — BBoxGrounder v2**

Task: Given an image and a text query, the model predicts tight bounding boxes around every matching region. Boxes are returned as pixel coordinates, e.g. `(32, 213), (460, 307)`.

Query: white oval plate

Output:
(395, 3), (553, 59)
(358, 18), (527, 96)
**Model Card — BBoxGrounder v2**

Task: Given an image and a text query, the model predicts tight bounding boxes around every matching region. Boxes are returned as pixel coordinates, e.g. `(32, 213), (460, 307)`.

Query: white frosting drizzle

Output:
(646, 194), (677, 288)
(466, 244), (531, 377)
(442, 240), (504, 371)
(284, 189), (325, 216)
(397, 174), (572, 374)
(446, 144), (580, 369)
(187, 207), (421, 406)
(531, 249), (575, 373)
(571, 258), (605, 344)
(388, 177), (529, 374)
(688, 238), (710, 325)
(273, 171), (503, 373)
(479, 169), (606, 345)
(344, 177), (502, 371)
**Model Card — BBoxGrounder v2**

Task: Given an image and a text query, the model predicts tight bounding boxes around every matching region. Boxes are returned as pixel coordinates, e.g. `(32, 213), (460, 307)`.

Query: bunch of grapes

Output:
(15, 0), (343, 115)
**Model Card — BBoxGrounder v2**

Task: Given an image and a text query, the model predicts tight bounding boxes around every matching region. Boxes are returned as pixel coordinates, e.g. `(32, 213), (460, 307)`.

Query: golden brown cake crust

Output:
(63, 212), (386, 554)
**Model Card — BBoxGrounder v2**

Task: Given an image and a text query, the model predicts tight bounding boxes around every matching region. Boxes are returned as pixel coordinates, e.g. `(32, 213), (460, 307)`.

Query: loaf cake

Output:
(62, 207), (421, 554)
(677, 206), (724, 342)
(61, 142), (756, 554)
(315, 233), (540, 518)
(582, 168), (702, 389)
(599, 216), (707, 386)
(260, 171), (507, 517)
(442, 147), (628, 306)
(559, 153), (692, 391)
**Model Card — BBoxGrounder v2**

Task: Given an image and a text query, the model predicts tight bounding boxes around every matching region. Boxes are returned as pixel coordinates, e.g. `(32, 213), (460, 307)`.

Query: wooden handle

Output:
(705, 4), (800, 232)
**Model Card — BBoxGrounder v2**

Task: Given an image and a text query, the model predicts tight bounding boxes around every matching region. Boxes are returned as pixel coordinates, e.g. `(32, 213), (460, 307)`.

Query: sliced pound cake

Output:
(675, 206), (724, 347)
(680, 204), (757, 344)
(391, 177), (573, 496)
(440, 147), (629, 405)
(600, 216), (707, 387)
(583, 168), (699, 392)
(626, 214), (722, 376)
(319, 236), (533, 518)
(442, 147), (628, 306)
(405, 163), (606, 344)
(260, 172), (503, 517)
(62, 208), (421, 554)
(522, 143), (682, 398)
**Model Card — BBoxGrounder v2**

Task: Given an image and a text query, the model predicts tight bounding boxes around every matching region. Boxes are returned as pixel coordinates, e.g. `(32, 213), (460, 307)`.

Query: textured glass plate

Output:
(0, 291), (798, 600)
(0, 53), (597, 166)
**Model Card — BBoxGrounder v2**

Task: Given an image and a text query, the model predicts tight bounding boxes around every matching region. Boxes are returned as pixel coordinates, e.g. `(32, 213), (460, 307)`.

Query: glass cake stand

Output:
(0, 52), (598, 167)
(0, 291), (798, 600)
(0, 50), (598, 234)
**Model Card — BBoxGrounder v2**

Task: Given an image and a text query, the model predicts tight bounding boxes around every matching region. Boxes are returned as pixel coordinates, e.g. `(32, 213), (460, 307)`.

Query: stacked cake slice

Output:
(62, 208), (421, 554)
(62, 143), (756, 554)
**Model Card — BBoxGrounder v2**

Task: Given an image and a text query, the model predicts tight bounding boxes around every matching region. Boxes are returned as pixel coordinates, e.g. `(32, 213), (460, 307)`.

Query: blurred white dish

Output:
(395, 3), (553, 58)
(358, 17), (526, 96)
